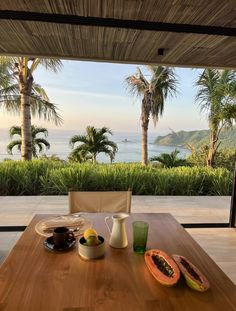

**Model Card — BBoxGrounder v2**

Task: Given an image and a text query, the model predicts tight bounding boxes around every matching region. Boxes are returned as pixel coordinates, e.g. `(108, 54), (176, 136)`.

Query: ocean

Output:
(0, 129), (191, 162)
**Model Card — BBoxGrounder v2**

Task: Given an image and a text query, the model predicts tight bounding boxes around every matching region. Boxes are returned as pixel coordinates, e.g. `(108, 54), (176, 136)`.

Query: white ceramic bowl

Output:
(78, 236), (105, 260)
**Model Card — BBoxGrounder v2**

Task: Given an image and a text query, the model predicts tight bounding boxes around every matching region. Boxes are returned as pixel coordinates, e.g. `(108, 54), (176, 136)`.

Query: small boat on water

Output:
(122, 139), (130, 143)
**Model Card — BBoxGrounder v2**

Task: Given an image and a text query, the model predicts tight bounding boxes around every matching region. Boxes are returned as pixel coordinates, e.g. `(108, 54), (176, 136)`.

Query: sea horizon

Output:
(0, 128), (191, 162)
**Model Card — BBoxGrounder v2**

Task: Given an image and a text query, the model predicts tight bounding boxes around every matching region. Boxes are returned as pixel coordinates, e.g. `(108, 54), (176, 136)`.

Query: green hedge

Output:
(0, 160), (233, 196)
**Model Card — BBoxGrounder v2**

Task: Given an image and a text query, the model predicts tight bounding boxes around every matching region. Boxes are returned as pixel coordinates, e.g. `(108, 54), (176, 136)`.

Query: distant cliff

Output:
(154, 126), (236, 149)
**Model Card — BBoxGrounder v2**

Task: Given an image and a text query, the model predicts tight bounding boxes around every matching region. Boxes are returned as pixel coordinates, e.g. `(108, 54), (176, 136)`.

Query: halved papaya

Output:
(145, 249), (180, 286)
(172, 254), (210, 292)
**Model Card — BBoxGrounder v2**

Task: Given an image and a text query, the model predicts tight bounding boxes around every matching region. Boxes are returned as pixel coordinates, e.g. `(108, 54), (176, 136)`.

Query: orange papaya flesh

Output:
(145, 249), (180, 286)
(172, 254), (210, 292)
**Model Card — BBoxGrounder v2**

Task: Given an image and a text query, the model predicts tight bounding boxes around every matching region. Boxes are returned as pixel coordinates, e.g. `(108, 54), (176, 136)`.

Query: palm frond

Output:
(29, 95), (63, 126)
(145, 66), (179, 124)
(32, 126), (48, 137)
(68, 147), (92, 163)
(125, 67), (149, 98)
(9, 126), (21, 138)
(195, 69), (219, 110)
(34, 138), (50, 150)
(0, 96), (20, 115)
(0, 83), (19, 96)
(69, 135), (88, 148)
(37, 59), (63, 73)
(98, 139), (118, 153)
(196, 69), (236, 122)
(30, 59), (41, 73)
(32, 83), (50, 101)
(99, 126), (113, 136)
(0, 56), (17, 66)
(7, 140), (21, 155)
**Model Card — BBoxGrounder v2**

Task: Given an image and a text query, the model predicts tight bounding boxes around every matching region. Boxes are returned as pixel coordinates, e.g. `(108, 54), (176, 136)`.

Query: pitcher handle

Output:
(105, 216), (112, 234)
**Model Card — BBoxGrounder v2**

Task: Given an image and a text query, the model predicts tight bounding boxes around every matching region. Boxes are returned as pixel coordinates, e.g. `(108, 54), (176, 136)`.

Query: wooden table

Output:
(0, 213), (236, 311)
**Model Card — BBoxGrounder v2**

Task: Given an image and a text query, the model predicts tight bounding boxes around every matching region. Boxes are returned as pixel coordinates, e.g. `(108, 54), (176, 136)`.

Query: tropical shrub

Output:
(188, 147), (235, 171)
(150, 149), (188, 167)
(0, 160), (233, 196)
(214, 149), (236, 171)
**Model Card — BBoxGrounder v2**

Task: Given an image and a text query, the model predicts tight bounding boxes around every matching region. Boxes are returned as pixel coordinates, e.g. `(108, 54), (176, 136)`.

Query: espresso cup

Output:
(53, 227), (74, 247)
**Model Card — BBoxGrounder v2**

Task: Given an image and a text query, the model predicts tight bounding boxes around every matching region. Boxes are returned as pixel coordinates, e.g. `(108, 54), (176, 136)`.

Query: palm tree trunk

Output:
(92, 154), (97, 164)
(20, 92), (32, 160)
(19, 63), (33, 161)
(141, 124), (148, 165)
(141, 98), (150, 166)
(207, 129), (218, 167)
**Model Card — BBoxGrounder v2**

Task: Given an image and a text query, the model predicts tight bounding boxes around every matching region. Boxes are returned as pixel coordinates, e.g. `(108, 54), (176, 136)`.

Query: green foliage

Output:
(154, 126), (236, 149)
(0, 160), (66, 195)
(195, 69), (236, 128)
(187, 145), (209, 167)
(125, 66), (179, 165)
(195, 69), (236, 166)
(150, 149), (188, 168)
(68, 149), (92, 163)
(7, 125), (51, 157)
(38, 154), (65, 162)
(215, 149), (236, 171)
(125, 66), (179, 125)
(0, 58), (63, 125)
(69, 126), (118, 164)
(188, 147), (235, 171)
(0, 160), (232, 196)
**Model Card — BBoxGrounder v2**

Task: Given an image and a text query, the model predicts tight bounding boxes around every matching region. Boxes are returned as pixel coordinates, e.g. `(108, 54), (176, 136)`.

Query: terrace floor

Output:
(1, 195), (236, 284)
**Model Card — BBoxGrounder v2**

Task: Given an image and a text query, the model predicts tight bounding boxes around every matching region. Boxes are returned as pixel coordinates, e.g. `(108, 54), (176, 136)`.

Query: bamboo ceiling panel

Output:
(0, 0), (235, 27)
(0, 1), (235, 68)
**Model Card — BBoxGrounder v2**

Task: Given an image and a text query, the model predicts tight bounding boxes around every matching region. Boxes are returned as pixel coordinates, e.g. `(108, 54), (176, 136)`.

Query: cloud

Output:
(47, 86), (127, 102)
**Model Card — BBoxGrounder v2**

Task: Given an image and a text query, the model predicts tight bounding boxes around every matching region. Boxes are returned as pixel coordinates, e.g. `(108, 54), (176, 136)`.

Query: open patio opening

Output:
(0, 0), (235, 228)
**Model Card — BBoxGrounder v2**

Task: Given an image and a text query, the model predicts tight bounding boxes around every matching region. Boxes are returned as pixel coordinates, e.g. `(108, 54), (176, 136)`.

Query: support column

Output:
(229, 161), (236, 227)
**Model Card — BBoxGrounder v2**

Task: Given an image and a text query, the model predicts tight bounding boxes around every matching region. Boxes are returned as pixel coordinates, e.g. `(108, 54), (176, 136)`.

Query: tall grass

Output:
(0, 160), (66, 195)
(0, 160), (233, 195)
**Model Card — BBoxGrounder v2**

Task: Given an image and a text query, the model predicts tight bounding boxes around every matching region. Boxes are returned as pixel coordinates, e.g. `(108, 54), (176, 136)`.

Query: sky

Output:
(0, 60), (208, 135)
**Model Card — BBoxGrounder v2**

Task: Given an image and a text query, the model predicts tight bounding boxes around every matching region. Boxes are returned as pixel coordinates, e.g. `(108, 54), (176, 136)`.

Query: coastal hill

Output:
(154, 126), (236, 149)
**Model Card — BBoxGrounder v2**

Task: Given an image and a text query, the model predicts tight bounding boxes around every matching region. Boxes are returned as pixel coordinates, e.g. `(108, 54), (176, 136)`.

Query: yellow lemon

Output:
(86, 236), (100, 246)
(83, 228), (98, 240)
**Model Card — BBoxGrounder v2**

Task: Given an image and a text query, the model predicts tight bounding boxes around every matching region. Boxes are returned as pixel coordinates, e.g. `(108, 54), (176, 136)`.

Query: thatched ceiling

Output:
(0, 0), (235, 68)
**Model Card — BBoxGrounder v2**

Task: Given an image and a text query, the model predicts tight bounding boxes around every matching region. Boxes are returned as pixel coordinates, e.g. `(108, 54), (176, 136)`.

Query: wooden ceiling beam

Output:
(0, 10), (235, 37)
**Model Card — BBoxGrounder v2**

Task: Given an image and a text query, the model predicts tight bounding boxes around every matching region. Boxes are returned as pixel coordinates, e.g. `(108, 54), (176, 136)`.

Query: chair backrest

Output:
(68, 190), (132, 213)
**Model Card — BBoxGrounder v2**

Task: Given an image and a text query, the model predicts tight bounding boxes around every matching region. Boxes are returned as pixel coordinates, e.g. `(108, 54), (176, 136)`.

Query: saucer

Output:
(44, 236), (76, 252)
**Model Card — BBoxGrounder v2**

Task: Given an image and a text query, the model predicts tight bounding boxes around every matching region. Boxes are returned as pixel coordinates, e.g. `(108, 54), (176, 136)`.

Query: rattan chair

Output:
(68, 190), (132, 213)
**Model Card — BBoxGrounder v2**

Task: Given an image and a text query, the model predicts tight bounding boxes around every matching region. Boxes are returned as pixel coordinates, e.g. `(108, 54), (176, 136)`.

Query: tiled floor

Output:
(1, 195), (235, 284)
(0, 195), (231, 225)
(0, 232), (22, 263)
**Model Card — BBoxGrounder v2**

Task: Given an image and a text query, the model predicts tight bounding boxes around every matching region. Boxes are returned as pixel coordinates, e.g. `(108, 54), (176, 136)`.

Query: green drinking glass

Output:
(132, 221), (149, 254)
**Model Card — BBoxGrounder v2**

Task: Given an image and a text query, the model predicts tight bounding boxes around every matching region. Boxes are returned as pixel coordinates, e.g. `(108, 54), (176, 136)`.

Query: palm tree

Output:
(7, 125), (50, 158)
(196, 69), (236, 167)
(0, 57), (62, 160)
(69, 126), (118, 164)
(68, 148), (92, 163)
(150, 149), (188, 168)
(125, 66), (178, 165)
